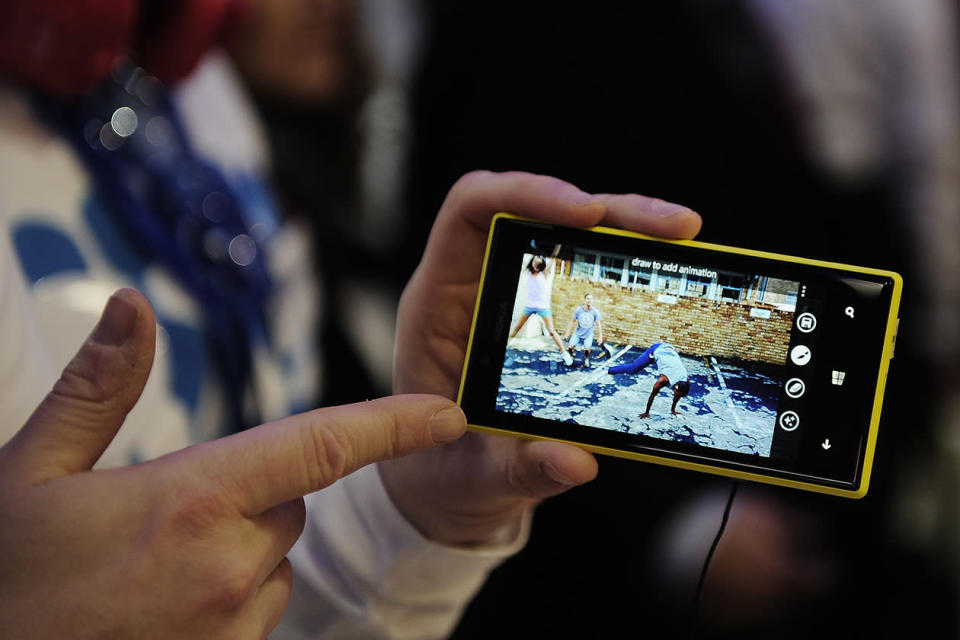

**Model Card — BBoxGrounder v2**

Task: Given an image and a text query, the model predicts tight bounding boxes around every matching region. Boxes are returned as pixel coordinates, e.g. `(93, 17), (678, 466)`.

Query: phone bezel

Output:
(458, 214), (902, 498)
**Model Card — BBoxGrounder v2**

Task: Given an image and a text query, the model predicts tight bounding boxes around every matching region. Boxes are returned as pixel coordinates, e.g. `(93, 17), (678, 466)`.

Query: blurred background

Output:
(3, 0), (959, 636)
(250, 1), (959, 636)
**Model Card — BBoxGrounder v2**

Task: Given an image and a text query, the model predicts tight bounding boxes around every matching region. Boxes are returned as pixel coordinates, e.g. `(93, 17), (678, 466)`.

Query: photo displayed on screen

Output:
(496, 244), (801, 458)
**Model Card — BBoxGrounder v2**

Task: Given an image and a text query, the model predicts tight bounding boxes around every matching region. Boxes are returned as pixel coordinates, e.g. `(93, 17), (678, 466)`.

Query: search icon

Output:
(845, 306), (855, 319)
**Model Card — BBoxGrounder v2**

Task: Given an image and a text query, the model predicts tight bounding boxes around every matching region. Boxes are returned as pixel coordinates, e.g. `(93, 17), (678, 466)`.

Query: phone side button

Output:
(890, 318), (900, 359)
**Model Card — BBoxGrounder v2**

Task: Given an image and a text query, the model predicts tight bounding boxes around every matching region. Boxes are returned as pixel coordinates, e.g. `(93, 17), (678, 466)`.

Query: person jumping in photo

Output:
(609, 341), (690, 416)
(563, 293), (606, 367)
(509, 255), (573, 365)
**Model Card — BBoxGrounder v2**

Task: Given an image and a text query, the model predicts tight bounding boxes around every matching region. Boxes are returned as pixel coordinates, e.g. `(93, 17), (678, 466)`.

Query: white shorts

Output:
(568, 331), (594, 349)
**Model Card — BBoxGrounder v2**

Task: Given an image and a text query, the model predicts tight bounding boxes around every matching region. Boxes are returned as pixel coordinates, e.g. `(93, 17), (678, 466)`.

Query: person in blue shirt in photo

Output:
(563, 293), (607, 367)
(609, 341), (690, 416)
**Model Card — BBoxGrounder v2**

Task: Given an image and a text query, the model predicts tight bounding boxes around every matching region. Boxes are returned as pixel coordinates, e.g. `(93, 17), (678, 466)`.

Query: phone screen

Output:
(459, 216), (901, 496)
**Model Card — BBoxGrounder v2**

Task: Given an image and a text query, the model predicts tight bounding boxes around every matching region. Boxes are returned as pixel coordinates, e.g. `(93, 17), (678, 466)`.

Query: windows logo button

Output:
(832, 370), (846, 386)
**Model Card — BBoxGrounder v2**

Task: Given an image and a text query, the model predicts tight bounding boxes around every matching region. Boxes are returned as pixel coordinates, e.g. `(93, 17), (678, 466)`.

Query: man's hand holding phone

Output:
(382, 170), (702, 546)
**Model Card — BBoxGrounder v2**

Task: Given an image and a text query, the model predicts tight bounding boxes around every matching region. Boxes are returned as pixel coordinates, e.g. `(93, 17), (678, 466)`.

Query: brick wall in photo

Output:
(551, 273), (792, 365)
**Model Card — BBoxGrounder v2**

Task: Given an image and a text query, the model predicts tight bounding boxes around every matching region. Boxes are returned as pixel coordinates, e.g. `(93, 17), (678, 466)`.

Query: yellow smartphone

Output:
(458, 214), (902, 498)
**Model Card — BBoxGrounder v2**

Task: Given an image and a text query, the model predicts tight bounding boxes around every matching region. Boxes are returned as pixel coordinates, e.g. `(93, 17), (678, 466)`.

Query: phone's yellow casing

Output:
(458, 213), (903, 498)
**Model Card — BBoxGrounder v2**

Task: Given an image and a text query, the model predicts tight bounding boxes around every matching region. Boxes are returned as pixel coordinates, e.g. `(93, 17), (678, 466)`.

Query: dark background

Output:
(399, 2), (950, 638)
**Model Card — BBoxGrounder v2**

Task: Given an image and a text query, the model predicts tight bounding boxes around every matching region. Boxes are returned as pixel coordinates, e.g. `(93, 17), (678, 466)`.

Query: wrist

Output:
(404, 504), (527, 549)
(378, 460), (530, 548)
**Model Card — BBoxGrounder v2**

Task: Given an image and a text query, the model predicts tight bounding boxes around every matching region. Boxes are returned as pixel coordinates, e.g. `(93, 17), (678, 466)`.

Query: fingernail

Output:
(91, 293), (138, 347)
(652, 199), (693, 218)
(541, 461), (575, 486)
(564, 187), (599, 206)
(429, 406), (467, 443)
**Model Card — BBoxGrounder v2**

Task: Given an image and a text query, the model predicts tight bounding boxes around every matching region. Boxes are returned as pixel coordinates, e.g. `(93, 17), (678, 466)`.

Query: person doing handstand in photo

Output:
(609, 341), (690, 416)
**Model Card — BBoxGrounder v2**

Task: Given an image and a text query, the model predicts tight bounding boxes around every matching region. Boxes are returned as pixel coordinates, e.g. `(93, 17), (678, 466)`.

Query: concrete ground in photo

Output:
(496, 336), (782, 456)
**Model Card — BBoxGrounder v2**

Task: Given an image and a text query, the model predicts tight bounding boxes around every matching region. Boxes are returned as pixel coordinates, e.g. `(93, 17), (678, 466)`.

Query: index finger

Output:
(594, 192), (702, 240)
(179, 395), (466, 516)
(420, 171), (700, 284)
(419, 171), (606, 283)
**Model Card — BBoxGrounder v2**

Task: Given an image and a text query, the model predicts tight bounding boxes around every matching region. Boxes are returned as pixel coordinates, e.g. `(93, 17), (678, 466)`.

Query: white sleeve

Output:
(274, 464), (530, 640)
(0, 210), (57, 443)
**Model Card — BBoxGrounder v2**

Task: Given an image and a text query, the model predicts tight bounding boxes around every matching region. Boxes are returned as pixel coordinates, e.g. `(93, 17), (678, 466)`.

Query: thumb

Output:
(7, 288), (156, 481)
(510, 439), (599, 500)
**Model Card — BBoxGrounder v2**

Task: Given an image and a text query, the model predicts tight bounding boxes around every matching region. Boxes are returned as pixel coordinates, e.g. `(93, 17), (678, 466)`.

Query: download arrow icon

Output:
(822, 439), (832, 450)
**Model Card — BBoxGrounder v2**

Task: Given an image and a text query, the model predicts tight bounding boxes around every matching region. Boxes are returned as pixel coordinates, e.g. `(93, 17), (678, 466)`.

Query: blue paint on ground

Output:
(497, 342), (783, 457)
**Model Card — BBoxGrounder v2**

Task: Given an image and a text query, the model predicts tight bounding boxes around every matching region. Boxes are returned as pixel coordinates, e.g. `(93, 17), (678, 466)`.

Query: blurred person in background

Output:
(404, 1), (959, 637)
(0, 1), (704, 637)
(227, 0), (388, 405)
(708, 2), (960, 637)
(232, 0), (429, 405)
